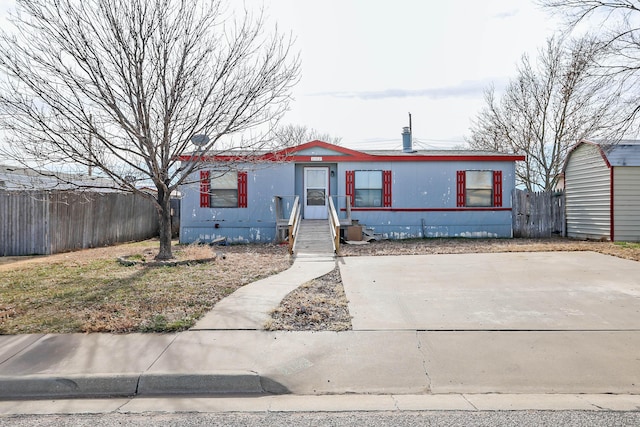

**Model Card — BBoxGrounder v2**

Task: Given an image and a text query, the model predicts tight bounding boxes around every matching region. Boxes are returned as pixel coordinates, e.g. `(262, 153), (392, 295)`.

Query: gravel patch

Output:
(266, 266), (351, 331)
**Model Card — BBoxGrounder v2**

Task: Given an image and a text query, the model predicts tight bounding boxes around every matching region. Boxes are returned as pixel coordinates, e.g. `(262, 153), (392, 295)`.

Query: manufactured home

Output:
(179, 135), (524, 244)
(564, 139), (640, 242)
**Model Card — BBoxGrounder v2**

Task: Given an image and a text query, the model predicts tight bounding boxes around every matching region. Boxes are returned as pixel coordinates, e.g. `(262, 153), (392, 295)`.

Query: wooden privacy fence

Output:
(512, 189), (565, 238)
(0, 190), (159, 256)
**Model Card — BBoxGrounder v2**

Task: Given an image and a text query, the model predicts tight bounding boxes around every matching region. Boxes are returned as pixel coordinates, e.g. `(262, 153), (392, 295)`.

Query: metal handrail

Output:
(328, 196), (340, 253)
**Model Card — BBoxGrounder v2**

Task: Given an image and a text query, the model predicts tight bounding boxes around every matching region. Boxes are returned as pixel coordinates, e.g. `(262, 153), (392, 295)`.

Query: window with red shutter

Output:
(200, 170), (210, 208)
(345, 170), (355, 207)
(456, 171), (466, 207)
(383, 170), (392, 207)
(458, 170), (502, 207)
(238, 171), (248, 208)
(493, 170), (502, 207)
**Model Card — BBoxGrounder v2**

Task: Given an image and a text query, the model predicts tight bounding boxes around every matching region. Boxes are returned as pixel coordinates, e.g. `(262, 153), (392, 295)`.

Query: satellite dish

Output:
(191, 134), (210, 146)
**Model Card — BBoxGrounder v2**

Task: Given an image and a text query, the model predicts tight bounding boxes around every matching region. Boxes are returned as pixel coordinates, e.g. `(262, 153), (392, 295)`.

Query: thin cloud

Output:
(311, 80), (504, 100)
(493, 9), (519, 19)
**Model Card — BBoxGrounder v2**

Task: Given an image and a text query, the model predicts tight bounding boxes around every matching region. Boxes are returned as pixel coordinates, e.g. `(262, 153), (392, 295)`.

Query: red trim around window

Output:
(456, 171), (466, 207)
(345, 170), (355, 206)
(238, 171), (248, 208)
(200, 170), (210, 208)
(383, 170), (392, 207)
(493, 170), (502, 207)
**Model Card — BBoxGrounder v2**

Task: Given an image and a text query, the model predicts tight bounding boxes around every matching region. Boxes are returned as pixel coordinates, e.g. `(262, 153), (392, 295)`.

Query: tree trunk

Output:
(156, 190), (173, 260)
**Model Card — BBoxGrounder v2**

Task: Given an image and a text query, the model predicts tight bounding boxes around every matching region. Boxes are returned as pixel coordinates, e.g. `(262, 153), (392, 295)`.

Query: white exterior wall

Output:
(565, 143), (611, 240)
(613, 166), (640, 241)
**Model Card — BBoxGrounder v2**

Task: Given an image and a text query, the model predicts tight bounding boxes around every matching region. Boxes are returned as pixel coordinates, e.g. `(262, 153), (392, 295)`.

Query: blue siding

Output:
(338, 160), (516, 238)
(351, 210), (512, 239)
(179, 157), (518, 242)
(180, 163), (295, 244)
(294, 147), (350, 156)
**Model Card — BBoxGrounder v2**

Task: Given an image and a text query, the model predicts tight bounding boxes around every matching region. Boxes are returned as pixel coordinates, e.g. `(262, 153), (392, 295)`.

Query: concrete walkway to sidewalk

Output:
(192, 256), (336, 330)
(192, 219), (337, 330)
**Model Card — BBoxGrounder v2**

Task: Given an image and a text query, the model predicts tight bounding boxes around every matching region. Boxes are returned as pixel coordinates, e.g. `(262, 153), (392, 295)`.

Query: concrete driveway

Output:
(339, 251), (640, 331)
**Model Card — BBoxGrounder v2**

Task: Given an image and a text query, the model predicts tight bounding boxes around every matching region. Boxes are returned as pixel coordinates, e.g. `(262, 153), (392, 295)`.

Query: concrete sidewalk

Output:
(2, 329), (640, 400)
(1, 251), (640, 410)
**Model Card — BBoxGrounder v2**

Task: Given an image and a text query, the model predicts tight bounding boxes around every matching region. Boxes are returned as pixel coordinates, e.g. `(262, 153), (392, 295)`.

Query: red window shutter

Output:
(493, 170), (503, 207)
(238, 171), (248, 208)
(383, 170), (392, 207)
(200, 170), (210, 208)
(456, 171), (466, 207)
(345, 170), (355, 206)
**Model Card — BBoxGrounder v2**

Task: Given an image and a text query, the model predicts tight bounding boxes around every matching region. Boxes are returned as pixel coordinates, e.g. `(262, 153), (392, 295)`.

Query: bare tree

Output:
(540, 0), (640, 120)
(467, 35), (629, 191)
(273, 124), (342, 147)
(0, 0), (300, 259)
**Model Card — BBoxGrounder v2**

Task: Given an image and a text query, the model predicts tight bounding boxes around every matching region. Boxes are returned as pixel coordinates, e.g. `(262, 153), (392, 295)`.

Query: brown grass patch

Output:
(0, 240), (291, 334)
(339, 237), (640, 262)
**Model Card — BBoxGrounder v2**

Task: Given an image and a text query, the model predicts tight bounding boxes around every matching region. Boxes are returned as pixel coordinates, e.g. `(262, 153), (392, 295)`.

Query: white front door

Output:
(304, 167), (329, 219)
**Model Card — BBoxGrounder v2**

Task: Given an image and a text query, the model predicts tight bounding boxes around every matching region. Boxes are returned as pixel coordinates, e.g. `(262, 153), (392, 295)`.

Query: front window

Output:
(210, 171), (238, 208)
(355, 170), (382, 207)
(465, 170), (493, 207)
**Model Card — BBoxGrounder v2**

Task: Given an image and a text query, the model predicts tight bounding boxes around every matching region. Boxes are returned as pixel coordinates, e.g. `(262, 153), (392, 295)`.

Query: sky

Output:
(252, 0), (561, 150)
(0, 0), (561, 151)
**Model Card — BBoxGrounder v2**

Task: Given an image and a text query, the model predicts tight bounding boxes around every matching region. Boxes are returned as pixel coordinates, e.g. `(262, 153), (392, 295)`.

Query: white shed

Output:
(564, 140), (640, 242)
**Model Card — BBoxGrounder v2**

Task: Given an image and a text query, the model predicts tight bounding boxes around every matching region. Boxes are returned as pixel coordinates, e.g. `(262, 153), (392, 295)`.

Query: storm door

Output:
(303, 167), (329, 219)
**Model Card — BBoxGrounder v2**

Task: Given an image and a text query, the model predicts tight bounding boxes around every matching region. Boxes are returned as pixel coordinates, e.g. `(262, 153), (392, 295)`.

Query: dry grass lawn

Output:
(0, 240), (291, 334)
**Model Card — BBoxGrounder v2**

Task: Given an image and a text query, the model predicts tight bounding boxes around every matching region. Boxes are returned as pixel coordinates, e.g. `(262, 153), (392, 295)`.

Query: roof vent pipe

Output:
(402, 126), (414, 153)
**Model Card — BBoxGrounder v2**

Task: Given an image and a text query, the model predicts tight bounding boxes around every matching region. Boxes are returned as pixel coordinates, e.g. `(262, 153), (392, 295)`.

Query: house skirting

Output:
(180, 222), (277, 245)
(179, 210), (513, 244)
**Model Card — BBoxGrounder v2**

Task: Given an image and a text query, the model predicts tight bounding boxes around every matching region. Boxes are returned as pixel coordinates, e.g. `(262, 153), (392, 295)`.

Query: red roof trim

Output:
(180, 154), (525, 163)
(178, 140), (525, 163)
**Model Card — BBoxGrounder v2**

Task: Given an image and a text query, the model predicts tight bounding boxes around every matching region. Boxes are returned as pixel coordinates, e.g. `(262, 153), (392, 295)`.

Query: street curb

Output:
(137, 371), (289, 395)
(0, 374), (139, 399)
(0, 371), (290, 399)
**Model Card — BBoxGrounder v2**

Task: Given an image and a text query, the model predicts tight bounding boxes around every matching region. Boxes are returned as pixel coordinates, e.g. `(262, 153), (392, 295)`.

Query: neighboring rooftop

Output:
(0, 164), (117, 191)
(599, 140), (640, 167)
